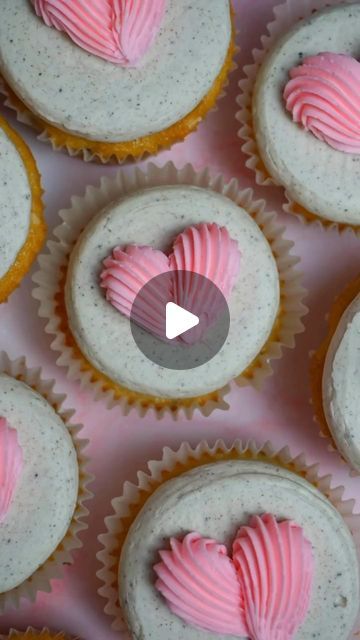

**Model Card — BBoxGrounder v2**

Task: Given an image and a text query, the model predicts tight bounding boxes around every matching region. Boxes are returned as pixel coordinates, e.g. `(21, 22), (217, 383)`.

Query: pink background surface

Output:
(1, 1), (360, 637)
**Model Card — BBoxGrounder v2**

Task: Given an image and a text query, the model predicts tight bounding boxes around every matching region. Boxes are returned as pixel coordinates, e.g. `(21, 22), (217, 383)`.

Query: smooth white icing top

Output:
(323, 292), (360, 471)
(253, 5), (360, 224)
(120, 460), (359, 640)
(65, 185), (280, 399)
(0, 127), (31, 280)
(0, 374), (79, 593)
(0, 0), (231, 142)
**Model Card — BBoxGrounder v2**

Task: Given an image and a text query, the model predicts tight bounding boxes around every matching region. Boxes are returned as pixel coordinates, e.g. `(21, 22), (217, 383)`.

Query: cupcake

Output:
(0, 352), (91, 611)
(33, 163), (307, 418)
(0, 114), (45, 303)
(0, 0), (235, 163)
(1, 631), (71, 640)
(97, 440), (360, 639)
(239, 3), (360, 230)
(311, 276), (360, 472)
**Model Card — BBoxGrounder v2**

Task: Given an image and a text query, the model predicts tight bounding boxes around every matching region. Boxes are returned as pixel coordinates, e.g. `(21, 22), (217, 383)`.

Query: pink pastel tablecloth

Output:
(1, 1), (360, 638)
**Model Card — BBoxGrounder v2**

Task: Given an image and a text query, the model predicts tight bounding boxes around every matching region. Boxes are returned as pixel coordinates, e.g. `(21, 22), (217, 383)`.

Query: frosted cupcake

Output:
(33, 164), (306, 417)
(0, 0), (235, 163)
(0, 114), (45, 303)
(239, 3), (360, 230)
(98, 441), (360, 639)
(311, 277), (360, 472)
(0, 353), (91, 611)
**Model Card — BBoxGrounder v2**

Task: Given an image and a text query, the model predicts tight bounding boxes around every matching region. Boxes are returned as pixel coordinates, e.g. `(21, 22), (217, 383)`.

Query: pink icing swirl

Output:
(0, 418), (23, 523)
(155, 514), (314, 639)
(31, 0), (166, 67)
(100, 222), (241, 340)
(284, 52), (360, 154)
(233, 514), (314, 640)
(170, 223), (241, 301)
(155, 533), (247, 636)
(101, 245), (172, 339)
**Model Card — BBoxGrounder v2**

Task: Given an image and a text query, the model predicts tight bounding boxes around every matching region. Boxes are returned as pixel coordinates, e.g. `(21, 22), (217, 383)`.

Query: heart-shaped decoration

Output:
(31, 0), (166, 67)
(284, 52), (360, 154)
(100, 222), (241, 341)
(102, 244), (172, 340)
(154, 514), (314, 640)
(0, 417), (23, 524)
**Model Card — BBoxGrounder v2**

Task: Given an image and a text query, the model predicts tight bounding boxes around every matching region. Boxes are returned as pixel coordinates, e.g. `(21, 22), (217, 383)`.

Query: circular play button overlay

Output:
(130, 270), (230, 370)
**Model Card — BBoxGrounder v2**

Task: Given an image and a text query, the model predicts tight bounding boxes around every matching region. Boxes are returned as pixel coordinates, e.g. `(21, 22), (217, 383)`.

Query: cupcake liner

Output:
(310, 275), (360, 474)
(32, 161), (307, 419)
(0, 11), (237, 165)
(0, 351), (93, 612)
(96, 438), (360, 635)
(1, 630), (73, 640)
(236, 0), (360, 235)
(0, 114), (46, 304)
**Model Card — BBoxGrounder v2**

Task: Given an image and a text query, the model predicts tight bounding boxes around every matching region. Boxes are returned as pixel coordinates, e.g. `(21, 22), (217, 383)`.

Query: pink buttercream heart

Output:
(31, 0), (166, 67)
(154, 514), (314, 640)
(0, 418), (23, 524)
(101, 222), (241, 341)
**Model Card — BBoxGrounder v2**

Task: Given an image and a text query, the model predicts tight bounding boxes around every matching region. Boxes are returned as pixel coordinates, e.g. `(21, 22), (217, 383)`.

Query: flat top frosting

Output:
(253, 4), (360, 224)
(0, 127), (31, 280)
(0, 374), (79, 593)
(323, 291), (360, 470)
(119, 460), (359, 640)
(0, 0), (231, 142)
(65, 185), (280, 399)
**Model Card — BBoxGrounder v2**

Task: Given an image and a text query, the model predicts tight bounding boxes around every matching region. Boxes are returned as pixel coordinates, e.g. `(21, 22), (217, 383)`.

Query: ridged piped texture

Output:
(284, 53), (360, 154)
(170, 223), (241, 344)
(233, 514), (314, 640)
(101, 245), (171, 339)
(154, 532), (247, 636)
(154, 514), (314, 639)
(170, 223), (241, 300)
(0, 417), (23, 523)
(31, 0), (166, 67)
(100, 222), (241, 339)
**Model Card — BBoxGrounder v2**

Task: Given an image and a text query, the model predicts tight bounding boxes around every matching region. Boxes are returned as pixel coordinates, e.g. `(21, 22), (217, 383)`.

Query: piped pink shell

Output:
(284, 52), (360, 154)
(0, 417), (23, 523)
(100, 245), (171, 339)
(100, 222), (241, 341)
(31, 0), (166, 67)
(154, 514), (314, 640)
(170, 223), (241, 344)
(233, 514), (314, 640)
(170, 223), (241, 300)
(154, 532), (248, 636)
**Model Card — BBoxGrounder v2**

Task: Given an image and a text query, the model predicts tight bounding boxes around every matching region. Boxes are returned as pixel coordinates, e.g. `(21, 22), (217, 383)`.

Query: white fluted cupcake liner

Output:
(236, 0), (360, 234)
(1, 630), (72, 640)
(0, 28), (238, 164)
(0, 351), (93, 612)
(32, 161), (307, 419)
(96, 438), (360, 635)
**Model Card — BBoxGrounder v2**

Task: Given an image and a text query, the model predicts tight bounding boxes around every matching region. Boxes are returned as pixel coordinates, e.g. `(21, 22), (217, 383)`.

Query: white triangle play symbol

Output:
(166, 302), (200, 340)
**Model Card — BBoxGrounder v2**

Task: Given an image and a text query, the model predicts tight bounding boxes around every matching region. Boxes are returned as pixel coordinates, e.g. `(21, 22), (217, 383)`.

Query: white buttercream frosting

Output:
(0, 0), (232, 142)
(65, 185), (280, 399)
(120, 460), (360, 640)
(323, 291), (360, 470)
(0, 127), (31, 280)
(0, 374), (79, 593)
(253, 5), (360, 224)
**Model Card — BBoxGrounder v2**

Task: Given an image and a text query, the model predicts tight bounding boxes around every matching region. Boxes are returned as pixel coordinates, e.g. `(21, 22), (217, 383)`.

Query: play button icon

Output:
(166, 303), (199, 340)
(130, 270), (230, 370)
